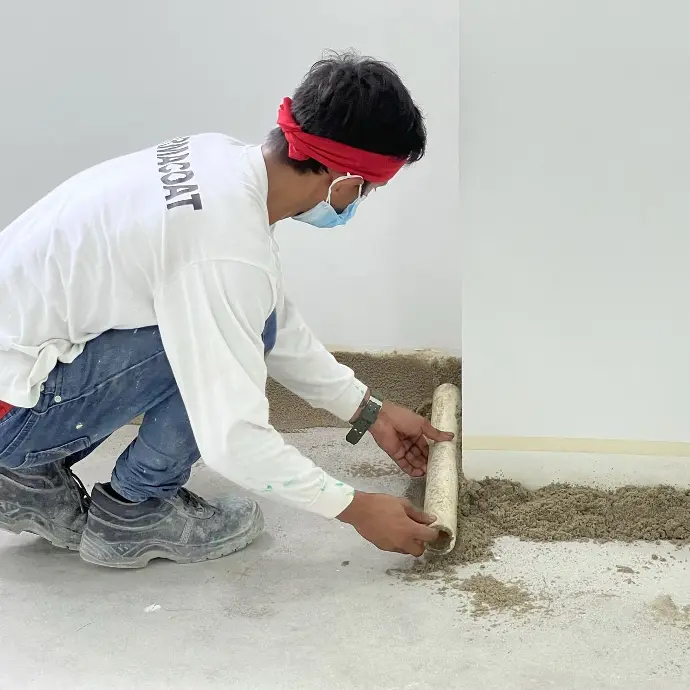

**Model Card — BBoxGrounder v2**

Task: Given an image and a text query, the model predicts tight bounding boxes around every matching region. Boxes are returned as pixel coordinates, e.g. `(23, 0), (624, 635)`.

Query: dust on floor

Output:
(458, 574), (538, 618)
(649, 595), (690, 630)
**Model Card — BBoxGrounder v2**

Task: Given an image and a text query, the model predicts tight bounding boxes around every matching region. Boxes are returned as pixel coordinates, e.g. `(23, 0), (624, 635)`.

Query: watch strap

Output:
(346, 394), (383, 445)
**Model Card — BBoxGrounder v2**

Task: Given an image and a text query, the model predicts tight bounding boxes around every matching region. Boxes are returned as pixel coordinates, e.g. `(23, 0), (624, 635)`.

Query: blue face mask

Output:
(292, 174), (364, 228)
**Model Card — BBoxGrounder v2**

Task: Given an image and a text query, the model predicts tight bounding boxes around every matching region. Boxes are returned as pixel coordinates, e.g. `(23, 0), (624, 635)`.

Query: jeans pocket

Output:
(0, 409), (37, 466)
(21, 437), (91, 470)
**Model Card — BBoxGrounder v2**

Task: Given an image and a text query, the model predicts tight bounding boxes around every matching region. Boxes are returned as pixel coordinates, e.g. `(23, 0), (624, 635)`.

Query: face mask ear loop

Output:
(326, 173), (362, 206)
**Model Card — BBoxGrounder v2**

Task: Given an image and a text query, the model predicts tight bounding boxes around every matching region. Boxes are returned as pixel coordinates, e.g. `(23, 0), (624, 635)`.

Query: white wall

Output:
(0, 0), (460, 354)
(461, 0), (690, 446)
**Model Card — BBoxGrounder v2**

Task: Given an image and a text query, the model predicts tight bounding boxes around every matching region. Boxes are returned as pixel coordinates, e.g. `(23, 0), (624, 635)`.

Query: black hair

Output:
(266, 50), (426, 175)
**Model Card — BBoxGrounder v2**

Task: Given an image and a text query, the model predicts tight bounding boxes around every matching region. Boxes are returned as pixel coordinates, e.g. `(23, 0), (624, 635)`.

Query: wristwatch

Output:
(346, 393), (383, 445)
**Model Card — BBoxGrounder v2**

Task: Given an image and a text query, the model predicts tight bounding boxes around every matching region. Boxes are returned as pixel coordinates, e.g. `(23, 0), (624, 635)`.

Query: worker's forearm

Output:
(265, 297), (369, 422)
(204, 419), (357, 518)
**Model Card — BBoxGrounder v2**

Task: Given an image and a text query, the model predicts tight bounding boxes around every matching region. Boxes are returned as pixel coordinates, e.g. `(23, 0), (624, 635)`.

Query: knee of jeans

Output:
(152, 443), (198, 470)
(127, 439), (197, 475)
(143, 419), (199, 463)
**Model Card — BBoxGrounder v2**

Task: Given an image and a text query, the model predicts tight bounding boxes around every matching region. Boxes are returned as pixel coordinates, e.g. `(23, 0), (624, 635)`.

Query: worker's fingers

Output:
(398, 502), (440, 542)
(379, 432), (430, 477)
(394, 456), (425, 478)
(403, 539), (426, 557)
(411, 523), (440, 543)
(406, 439), (426, 461)
(422, 421), (455, 443)
(403, 446), (426, 470)
(396, 434), (426, 465)
(403, 455), (426, 472)
(392, 440), (426, 474)
(386, 436), (406, 462)
(401, 462), (426, 478)
(402, 500), (437, 526)
(409, 435), (429, 461)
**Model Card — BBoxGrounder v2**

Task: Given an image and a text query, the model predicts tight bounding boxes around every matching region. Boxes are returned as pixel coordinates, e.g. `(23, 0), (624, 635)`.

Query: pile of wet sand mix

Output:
(402, 476), (690, 573)
(389, 476), (690, 616)
(385, 397), (690, 615)
(404, 398), (690, 570)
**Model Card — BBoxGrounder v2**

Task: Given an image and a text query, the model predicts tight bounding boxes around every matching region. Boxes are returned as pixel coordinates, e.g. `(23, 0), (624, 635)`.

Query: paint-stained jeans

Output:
(0, 328), (199, 501)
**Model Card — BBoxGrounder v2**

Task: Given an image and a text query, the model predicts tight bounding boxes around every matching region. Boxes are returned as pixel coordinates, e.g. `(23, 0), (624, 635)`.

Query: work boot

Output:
(79, 483), (264, 569)
(0, 462), (90, 550)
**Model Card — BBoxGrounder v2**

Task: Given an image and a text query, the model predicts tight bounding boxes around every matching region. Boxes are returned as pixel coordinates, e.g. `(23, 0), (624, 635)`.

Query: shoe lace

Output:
(178, 488), (214, 517)
(64, 466), (91, 514)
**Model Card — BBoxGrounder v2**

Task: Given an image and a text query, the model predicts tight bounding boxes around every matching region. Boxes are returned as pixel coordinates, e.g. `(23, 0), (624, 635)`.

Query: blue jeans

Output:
(0, 328), (199, 501)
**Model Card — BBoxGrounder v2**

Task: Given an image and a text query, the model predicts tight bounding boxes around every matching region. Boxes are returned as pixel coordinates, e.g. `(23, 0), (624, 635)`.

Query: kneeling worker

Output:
(0, 52), (452, 568)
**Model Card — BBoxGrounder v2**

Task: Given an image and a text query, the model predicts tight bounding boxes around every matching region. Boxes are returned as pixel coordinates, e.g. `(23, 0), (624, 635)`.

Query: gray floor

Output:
(2, 426), (690, 689)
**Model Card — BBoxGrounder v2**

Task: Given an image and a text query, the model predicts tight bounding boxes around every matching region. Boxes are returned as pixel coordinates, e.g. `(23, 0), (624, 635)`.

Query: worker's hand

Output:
(369, 402), (455, 477)
(337, 491), (439, 556)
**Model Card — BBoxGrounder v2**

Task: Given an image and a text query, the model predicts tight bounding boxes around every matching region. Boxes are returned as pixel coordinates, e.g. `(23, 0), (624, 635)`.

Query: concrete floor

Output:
(2, 427), (690, 689)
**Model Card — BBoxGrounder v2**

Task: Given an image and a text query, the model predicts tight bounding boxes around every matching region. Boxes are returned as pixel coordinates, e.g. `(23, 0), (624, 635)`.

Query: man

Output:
(0, 52), (453, 569)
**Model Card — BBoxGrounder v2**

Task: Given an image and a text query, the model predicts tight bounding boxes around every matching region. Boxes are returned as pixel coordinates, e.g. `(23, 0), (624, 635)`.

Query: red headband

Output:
(276, 97), (406, 184)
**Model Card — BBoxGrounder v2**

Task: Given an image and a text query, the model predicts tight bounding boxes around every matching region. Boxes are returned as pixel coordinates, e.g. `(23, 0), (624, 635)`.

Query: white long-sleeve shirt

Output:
(0, 134), (366, 517)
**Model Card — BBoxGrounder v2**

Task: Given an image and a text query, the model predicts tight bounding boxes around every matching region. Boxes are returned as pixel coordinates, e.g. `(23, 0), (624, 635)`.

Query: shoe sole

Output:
(78, 505), (265, 569)
(0, 517), (82, 551)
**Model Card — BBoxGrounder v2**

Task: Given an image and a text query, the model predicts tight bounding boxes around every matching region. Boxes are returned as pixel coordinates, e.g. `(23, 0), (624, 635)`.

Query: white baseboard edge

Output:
(463, 449), (690, 490)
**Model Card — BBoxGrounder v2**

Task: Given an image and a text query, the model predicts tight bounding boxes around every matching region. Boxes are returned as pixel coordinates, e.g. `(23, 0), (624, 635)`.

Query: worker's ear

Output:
(326, 173), (363, 209)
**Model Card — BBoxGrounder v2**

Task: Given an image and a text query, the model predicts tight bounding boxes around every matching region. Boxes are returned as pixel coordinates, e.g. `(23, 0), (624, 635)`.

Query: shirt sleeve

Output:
(265, 293), (368, 422)
(153, 259), (355, 518)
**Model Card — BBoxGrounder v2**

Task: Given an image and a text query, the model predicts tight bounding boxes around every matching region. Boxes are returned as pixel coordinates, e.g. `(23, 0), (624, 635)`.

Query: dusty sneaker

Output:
(0, 462), (90, 550)
(79, 484), (264, 568)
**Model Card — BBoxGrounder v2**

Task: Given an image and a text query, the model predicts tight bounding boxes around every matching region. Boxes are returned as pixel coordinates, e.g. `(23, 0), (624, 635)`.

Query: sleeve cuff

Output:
(321, 378), (368, 423)
(305, 475), (356, 518)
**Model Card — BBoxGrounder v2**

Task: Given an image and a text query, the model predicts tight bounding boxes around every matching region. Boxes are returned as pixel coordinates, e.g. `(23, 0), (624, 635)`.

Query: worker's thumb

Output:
(422, 421), (455, 443)
(401, 500), (436, 525)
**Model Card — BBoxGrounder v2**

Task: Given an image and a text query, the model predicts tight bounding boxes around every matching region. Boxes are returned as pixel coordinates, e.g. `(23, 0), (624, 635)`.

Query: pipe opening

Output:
(427, 528), (454, 554)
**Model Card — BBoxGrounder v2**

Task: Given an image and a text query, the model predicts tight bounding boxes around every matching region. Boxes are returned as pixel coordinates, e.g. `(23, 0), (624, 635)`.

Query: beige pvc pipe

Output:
(423, 383), (461, 556)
